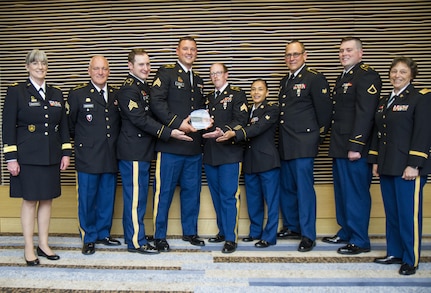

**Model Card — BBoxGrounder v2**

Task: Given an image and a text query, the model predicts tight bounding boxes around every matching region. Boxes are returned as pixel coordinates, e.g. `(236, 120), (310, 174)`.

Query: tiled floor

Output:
(1, 234), (430, 292)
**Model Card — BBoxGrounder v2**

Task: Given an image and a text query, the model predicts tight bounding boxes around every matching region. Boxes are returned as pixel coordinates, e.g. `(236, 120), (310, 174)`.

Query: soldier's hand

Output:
(171, 129), (193, 141)
(216, 130), (235, 142)
(179, 116), (197, 133)
(202, 127), (224, 139)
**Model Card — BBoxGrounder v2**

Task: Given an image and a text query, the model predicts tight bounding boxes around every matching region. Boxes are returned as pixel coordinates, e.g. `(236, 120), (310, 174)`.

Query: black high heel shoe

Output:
(37, 246), (60, 260)
(25, 256), (40, 266)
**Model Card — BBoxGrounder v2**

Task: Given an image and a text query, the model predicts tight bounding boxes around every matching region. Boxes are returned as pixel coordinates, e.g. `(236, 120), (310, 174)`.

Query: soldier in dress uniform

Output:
(276, 40), (333, 252)
(202, 63), (249, 253)
(324, 37), (382, 255)
(2, 49), (71, 265)
(150, 36), (206, 251)
(217, 79), (280, 248)
(117, 48), (191, 254)
(369, 57), (431, 275)
(67, 55), (121, 255)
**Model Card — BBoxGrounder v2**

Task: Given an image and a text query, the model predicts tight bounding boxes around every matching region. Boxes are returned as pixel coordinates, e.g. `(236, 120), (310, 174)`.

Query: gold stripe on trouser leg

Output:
(413, 176), (421, 267)
(131, 161), (140, 248)
(153, 152), (162, 232)
(234, 162), (242, 243)
(75, 171), (85, 242)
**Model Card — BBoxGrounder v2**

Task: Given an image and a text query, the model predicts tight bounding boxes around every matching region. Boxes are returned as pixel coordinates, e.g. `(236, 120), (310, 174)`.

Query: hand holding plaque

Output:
(190, 109), (211, 130)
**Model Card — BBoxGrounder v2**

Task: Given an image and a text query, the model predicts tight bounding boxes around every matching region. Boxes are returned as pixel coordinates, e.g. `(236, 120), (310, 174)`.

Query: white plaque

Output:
(190, 109), (211, 130)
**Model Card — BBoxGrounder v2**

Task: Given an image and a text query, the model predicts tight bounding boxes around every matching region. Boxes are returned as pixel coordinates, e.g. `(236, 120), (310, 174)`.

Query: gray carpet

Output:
(1, 234), (430, 292)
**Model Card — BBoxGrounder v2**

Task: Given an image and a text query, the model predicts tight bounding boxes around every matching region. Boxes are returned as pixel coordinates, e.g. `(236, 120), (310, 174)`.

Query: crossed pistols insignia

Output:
(367, 84), (377, 94)
(128, 100), (138, 111)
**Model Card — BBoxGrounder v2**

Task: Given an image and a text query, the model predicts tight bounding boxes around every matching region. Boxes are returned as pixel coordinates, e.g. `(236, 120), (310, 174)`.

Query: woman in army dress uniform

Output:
(2, 49), (72, 265)
(369, 57), (431, 275)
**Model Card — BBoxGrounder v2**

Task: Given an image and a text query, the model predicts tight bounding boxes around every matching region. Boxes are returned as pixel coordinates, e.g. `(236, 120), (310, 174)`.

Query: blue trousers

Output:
(153, 152), (202, 239)
(119, 160), (151, 249)
(77, 172), (117, 244)
(244, 168), (280, 244)
(280, 158), (316, 240)
(205, 163), (241, 243)
(380, 175), (426, 267)
(332, 158), (372, 248)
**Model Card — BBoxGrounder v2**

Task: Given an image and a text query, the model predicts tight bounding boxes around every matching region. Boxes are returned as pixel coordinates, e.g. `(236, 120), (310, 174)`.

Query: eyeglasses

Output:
(210, 71), (225, 77)
(285, 52), (304, 59)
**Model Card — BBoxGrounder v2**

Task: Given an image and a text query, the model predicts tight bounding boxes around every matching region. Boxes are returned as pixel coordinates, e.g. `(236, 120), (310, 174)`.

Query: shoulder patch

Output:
(419, 88), (431, 95)
(72, 83), (88, 90)
(231, 86), (241, 91)
(306, 67), (319, 75)
(163, 64), (176, 69)
(123, 78), (134, 86)
(360, 64), (375, 71)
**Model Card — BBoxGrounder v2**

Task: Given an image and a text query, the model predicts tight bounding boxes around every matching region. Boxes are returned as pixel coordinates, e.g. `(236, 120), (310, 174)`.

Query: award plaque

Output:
(190, 109), (211, 130)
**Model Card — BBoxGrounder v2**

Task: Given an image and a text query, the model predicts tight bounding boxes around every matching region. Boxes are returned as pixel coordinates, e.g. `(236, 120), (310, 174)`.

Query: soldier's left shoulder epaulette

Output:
(419, 88), (431, 95)
(51, 85), (62, 90)
(306, 67), (319, 75)
(9, 82), (19, 87)
(360, 63), (375, 71)
(163, 64), (176, 69)
(267, 101), (279, 106)
(110, 85), (120, 90)
(122, 78), (135, 86)
(72, 83), (88, 90)
(230, 86), (241, 91)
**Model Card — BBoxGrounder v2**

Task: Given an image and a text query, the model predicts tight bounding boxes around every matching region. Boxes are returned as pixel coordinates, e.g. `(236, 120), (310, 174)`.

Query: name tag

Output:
(83, 103), (94, 109)
(29, 102), (41, 107)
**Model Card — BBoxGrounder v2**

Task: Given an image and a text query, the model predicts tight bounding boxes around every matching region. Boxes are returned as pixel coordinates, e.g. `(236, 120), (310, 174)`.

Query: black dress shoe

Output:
(145, 235), (154, 242)
(255, 240), (270, 248)
(154, 239), (170, 252)
(182, 235), (205, 246)
(25, 257), (40, 266)
(96, 236), (121, 246)
(127, 244), (160, 254)
(399, 263), (417, 275)
(374, 255), (403, 265)
(298, 237), (316, 252)
(337, 243), (370, 255)
(37, 246), (60, 260)
(208, 234), (225, 243)
(82, 242), (95, 255)
(277, 228), (301, 239)
(322, 235), (347, 244)
(222, 241), (237, 253)
(242, 236), (259, 242)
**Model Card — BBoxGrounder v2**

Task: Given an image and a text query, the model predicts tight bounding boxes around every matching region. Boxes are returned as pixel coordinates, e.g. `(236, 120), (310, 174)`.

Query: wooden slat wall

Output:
(1, 0), (431, 186)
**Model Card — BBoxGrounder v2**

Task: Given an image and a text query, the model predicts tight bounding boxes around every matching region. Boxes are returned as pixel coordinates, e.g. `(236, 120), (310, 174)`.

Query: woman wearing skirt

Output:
(2, 49), (72, 265)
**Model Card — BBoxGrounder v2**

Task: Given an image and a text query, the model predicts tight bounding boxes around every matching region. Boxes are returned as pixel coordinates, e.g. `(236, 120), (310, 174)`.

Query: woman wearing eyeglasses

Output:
(369, 57), (431, 275)
(2, 49), (72, 266)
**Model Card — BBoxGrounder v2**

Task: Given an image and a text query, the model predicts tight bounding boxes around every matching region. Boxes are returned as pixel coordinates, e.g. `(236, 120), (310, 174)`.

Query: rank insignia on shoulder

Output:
(73, 83), (87, 90)
(360, 63), (374, 71)
(153, 77), (162, 87)
(419, 88), (431, 95)
(123, 78), (134, 86)
(52, 85), (62, 90)
(128, 99), (138, 111)
(307, 67), (319, 74)
(164, 64), (175, 69)
(367, 84), (378, 95)
(10, 82), (18, 86)
(231, 86), (241, 91)
(240, 103), (248, 112)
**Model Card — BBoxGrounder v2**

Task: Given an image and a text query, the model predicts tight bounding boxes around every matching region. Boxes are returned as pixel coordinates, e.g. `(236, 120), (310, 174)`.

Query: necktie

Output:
(99, 89), (106, 102)
(189, 71), (193, 87)
(39, 88), (45, 100)
(215, 90), (220, 99)
(387, 94), (397, 109)
(285, 74), (295, 88)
